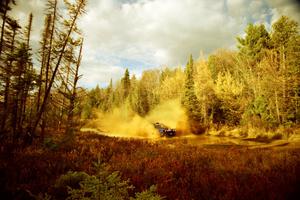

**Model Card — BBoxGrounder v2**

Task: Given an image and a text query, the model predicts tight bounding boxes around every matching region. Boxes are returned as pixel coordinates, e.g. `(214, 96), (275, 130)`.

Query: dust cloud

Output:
(82, 99), (190, 138)
(146, 99), (189, 135)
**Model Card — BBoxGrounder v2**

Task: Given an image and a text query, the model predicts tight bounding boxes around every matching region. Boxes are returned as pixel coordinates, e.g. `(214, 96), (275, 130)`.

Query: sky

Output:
(9, 0), (300, 88)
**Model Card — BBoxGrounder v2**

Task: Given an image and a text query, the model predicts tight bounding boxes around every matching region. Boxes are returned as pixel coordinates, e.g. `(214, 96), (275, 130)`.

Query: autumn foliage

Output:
(0, 132), (299, 199)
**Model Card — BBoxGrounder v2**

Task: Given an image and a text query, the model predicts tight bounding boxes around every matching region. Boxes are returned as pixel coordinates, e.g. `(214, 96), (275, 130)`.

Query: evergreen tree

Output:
(36, 0), (57, 137)
(237, 23), (270, 65)
(137, 69), (160, 115)
(137, 81), (149, 116)
(36, 14), (51, 113)
(65, 39), (83, 139)
(129, 75), (139, 112)
(0, 18), (21, 134)
(106, 78), (114, 111)
(0, 0), (16, 56)
(181, 55), (202, 133)
(271, 16), (298, 50)
(122, 68), (130, 100)
(270, 16), (300, 123)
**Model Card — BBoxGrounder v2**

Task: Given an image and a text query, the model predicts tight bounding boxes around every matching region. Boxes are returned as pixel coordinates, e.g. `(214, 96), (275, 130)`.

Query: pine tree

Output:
(36, 0), (58, 138)
(104, 78), (114, 111)
(122, 68), (130, 100)
(129, 75), (139, 112)
(270, 16), (300, 123)
(19, 13), (34, 132)
(137, 82), (149, 116)
(36, 14), (52, 113)
(181, 55), (202, 133)
(11, 43), (33, 141)
(237, 23), (270, 66)
(44, 0), (58, 92)
(0, 0), (16, 56)
(65, 39), (83, 139)
(0, 18), (20, 134)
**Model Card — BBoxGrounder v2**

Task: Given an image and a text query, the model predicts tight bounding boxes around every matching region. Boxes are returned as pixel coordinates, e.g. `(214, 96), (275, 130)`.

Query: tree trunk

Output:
(45, 0), (57, 92)
(19, 13), (33, 136)
(275, 91), (280, 123)
(281, 46), (286, 123)
(66, 40), (83, 136)
(37, 14), (51, 113)
(31, 0), (85, 135)
(0, 27), (16, 134)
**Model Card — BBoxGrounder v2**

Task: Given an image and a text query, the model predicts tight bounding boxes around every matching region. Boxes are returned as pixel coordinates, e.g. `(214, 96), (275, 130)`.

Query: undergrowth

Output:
(0, 131), (299, 200)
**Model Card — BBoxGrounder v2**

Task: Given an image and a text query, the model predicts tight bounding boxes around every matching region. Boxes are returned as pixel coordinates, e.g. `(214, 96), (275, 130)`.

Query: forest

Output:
(0, 0), (299, 199)
(83, 15), (299, 136)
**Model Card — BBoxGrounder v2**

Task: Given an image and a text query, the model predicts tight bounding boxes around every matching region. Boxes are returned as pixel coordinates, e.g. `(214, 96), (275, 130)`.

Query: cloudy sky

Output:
(10, 0), (300, 88)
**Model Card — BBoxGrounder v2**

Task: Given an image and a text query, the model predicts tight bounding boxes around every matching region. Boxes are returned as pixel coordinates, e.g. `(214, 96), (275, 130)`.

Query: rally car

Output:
(153, 122), (176, 137)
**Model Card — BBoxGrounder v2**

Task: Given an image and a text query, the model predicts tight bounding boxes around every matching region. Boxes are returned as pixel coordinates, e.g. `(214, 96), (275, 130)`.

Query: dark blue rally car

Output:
(153, 122), (176, 137)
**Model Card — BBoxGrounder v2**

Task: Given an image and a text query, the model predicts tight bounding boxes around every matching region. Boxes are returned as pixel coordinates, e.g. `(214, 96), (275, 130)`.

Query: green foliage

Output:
(122, 68), (131, 99)
(136, 82), (150, 116)
(250, 96), (268, 116)
(267, 16), (299, 124)
(81, 102), (93, 119)
(271, 16), (298, 49)
(247, 96), (275, 123)
(130, 185), (163, 200)
(237, 23), (270, 64)
(208, 49), (237, 81)
(67, 171), (132, 200)
(182, 55), (202, 131)
(102, 79), (114, 112)
(43, 137), (59, 150)
(82, 15), (299, 130)
(134, 69), (160, 116)
(271, 16), (300, 76)
(129, 75), (140, 112)
(54, 171), (89, 199)
(55, 162), (163, 200)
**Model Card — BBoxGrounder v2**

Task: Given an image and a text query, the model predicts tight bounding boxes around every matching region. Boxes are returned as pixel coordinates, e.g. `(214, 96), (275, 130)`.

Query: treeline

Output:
(0, 0), (87, 145)
(85, 16), (299, 133)
(83, 68), (184, 118)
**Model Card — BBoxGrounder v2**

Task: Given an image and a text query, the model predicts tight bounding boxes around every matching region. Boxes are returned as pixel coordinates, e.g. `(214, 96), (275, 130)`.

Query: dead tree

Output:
(31, 0), (86, 136)
(65, 39), (83, 137)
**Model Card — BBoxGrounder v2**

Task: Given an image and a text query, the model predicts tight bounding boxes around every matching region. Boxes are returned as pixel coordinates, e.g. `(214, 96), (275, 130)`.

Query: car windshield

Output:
(154, 123), (167, 129)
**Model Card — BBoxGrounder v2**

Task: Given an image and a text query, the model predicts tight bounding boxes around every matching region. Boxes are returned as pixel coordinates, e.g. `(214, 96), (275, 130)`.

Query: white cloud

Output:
(78, 48), (124, 87)
(7, 0), (300, 88)
(79, 0), (243, 79)
(79, 63), (124, 88)
(266, 0), (300, 23)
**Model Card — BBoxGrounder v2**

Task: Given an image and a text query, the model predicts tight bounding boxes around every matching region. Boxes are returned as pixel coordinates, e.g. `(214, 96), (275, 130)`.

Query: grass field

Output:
(1, 131), (300, 200)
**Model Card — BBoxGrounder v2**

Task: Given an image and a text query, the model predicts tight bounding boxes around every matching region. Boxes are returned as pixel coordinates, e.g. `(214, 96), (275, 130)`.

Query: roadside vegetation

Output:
(1, 132), (300, 199)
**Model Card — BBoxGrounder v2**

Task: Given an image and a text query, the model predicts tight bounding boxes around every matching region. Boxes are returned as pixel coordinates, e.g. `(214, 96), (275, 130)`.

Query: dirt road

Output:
(81, 128), (300, 149)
